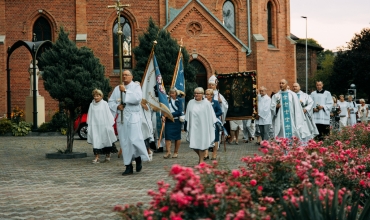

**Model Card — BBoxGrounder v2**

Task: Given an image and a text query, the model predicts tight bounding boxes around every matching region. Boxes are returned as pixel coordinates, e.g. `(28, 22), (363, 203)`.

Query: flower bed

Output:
(114, 123), (370, 219)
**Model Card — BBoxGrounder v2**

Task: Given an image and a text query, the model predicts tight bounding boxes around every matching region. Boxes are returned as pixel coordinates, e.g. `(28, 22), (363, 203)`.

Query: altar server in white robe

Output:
(347, 95), (358, 126)
(185, 87), (218, 164)
(208, 75), (228, 124)
(255, 86), (272, 141)
(271, 79), (310, 140)
(292, 83), (319, 141)
(87, 89), (117, 164)
(108, 70), (149, 176)
(310, 81), (333, 140)
(337, 94), (350, 129)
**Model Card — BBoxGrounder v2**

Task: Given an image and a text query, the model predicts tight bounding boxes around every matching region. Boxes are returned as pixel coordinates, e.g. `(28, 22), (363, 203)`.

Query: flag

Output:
(171, 47), (186, 96)
(172, 55), (185, 96)
(141, 51), (174, 121)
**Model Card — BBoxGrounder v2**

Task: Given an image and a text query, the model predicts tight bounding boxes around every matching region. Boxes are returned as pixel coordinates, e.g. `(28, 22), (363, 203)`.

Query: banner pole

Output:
(157, 122), (165, 149)
(171, 39), (183, 88)
(140, 41), (157, 87)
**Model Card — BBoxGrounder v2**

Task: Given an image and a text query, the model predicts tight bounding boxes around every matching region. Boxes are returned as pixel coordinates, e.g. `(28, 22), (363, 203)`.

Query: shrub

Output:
(48, 111), (68, 131)
(282, 187), (370, 220)
(0, 118), (12, 134)
(12, 121), (32, 136)
(10, 106), (24, 124)
(38, 122), (52, 132)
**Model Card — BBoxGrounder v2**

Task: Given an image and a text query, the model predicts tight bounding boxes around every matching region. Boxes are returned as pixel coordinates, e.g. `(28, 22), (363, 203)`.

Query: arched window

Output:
(190, 59), (207, 90)
(33, 17), (52, 41)
(33, 17), (52, 69)
(113, 15), (132, 70)
(222, 0), (235, 34)
(267, 1), (274, 46)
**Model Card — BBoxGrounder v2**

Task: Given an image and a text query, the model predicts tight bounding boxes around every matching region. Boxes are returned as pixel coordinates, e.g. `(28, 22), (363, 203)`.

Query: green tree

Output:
(40, 27), (111, 153)
(309, 50), (335, 92)
(132, 18), (197, 103)
(331, 28), (370, 101)
(296, 38), (322, 48)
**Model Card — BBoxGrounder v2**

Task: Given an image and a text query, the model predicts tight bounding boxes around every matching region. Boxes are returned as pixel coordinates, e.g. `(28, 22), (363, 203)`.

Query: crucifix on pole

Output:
(107, 0), (130, 123)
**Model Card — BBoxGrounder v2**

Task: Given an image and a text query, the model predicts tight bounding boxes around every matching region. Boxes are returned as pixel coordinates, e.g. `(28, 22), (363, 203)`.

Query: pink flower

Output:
(113, 205), (124, 211)
(360, 180), (366, 187)
(170, 164), (183, 175)
(250, 179), (257, 186)
(231, 169), (240, 178)
(257, 185), (263, 191)
(160, 206), (169, 213)
(259, 206), (267, 211)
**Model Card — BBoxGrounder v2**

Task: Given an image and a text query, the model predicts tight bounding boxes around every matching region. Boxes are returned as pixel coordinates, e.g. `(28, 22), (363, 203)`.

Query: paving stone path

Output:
(0, 133), (259, 219)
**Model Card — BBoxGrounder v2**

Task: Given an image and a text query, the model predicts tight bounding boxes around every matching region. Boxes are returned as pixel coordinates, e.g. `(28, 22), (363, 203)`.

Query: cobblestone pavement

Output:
(0, 133), (260, 219)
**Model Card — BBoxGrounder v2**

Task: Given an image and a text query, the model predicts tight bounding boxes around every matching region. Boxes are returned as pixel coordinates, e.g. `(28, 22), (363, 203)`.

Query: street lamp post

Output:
(301, 16), (308, 93)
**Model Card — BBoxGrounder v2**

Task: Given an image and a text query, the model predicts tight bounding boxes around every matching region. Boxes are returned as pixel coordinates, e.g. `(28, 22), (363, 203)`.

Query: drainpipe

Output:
(166, 0), (168, 24)
(247, 0), (252, 56)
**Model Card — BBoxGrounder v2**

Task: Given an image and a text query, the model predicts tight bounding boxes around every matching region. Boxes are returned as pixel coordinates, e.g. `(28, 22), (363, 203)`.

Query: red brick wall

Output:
(1, 0), (296, 120)
(0, 0), (6, 117)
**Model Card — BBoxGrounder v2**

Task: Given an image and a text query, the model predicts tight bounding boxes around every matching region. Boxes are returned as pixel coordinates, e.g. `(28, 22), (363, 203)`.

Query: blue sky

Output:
(290, 0), (370, 51)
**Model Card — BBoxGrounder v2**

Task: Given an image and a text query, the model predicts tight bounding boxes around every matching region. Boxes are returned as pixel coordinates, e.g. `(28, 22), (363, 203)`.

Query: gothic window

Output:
(223, 0), (235, 34)
(190, 59), (207, 90)
(113, 15), (132, 70)
(267, 1), (274, 46)
(33, 17), (52, 69)
(33, 17), (52, 41)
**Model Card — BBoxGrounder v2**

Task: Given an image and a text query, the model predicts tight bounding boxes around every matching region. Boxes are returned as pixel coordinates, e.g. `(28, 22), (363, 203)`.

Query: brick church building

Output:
(0, 0), (296, 122)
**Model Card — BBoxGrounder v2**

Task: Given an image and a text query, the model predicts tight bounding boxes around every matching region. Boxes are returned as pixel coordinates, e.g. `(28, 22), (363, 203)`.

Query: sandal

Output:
(163, 153), (171, 159)
(211, 157), (217, 160)
(172, 153), (178, 158)
(92, 158), (99, 164)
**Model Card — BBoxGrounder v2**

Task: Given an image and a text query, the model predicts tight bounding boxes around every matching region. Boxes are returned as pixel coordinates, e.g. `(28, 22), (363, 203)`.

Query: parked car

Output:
(74, 113), (118, 140)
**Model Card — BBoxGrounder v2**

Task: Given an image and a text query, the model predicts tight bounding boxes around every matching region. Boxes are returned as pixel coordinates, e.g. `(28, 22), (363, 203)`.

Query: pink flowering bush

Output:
(115, 124), (370, 219)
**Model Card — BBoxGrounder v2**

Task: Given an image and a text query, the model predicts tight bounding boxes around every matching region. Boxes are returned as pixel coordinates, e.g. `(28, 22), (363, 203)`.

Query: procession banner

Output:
(141, 50), (174, 121)
(216, 71), (257, 120)
(171, 52), (185, 96)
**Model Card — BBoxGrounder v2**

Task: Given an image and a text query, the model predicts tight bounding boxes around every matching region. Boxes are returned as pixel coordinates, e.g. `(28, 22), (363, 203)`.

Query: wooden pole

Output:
(157, 122), (165, 149)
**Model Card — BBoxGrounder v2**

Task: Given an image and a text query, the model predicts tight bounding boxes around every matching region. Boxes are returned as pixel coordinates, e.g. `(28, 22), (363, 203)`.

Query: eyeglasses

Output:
(122, 74), (132, 76)
(205, 94), (212, 96)
(194, 92), (203, 95)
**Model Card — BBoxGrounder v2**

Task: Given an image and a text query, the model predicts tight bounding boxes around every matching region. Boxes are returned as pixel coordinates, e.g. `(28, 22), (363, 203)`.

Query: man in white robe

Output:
(310, 81), (333, 140)
(292, 83), (319, 141)
(271, 79), (310, 140)
(347, 95), (358, 126)
(255, 86), (272, 141)
(185, 87), (217, 164)
(108, 70), (149, 175)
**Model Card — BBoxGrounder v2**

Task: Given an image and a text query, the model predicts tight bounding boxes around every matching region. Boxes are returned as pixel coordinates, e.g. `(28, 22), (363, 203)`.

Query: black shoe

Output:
(208, 147), (213, 152)
(204, 156), (209, 160)
(154, 148), (164, 153)
(135, 157), (142, 172)
(122, 164), (133, 175)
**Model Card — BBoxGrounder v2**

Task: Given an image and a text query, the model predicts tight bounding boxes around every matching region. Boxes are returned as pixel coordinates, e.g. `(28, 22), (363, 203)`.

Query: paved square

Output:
(0, 133), (259, 219)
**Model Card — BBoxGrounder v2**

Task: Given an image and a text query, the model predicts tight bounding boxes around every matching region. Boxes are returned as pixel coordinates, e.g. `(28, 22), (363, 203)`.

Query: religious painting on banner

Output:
(217, 71), (257, 120)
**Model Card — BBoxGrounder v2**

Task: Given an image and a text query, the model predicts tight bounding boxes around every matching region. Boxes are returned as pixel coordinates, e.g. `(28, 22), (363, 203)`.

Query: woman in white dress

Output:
(358, 99), (368, 124)
(185, 87), (217, 164)
(87, 89), (117, 163)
